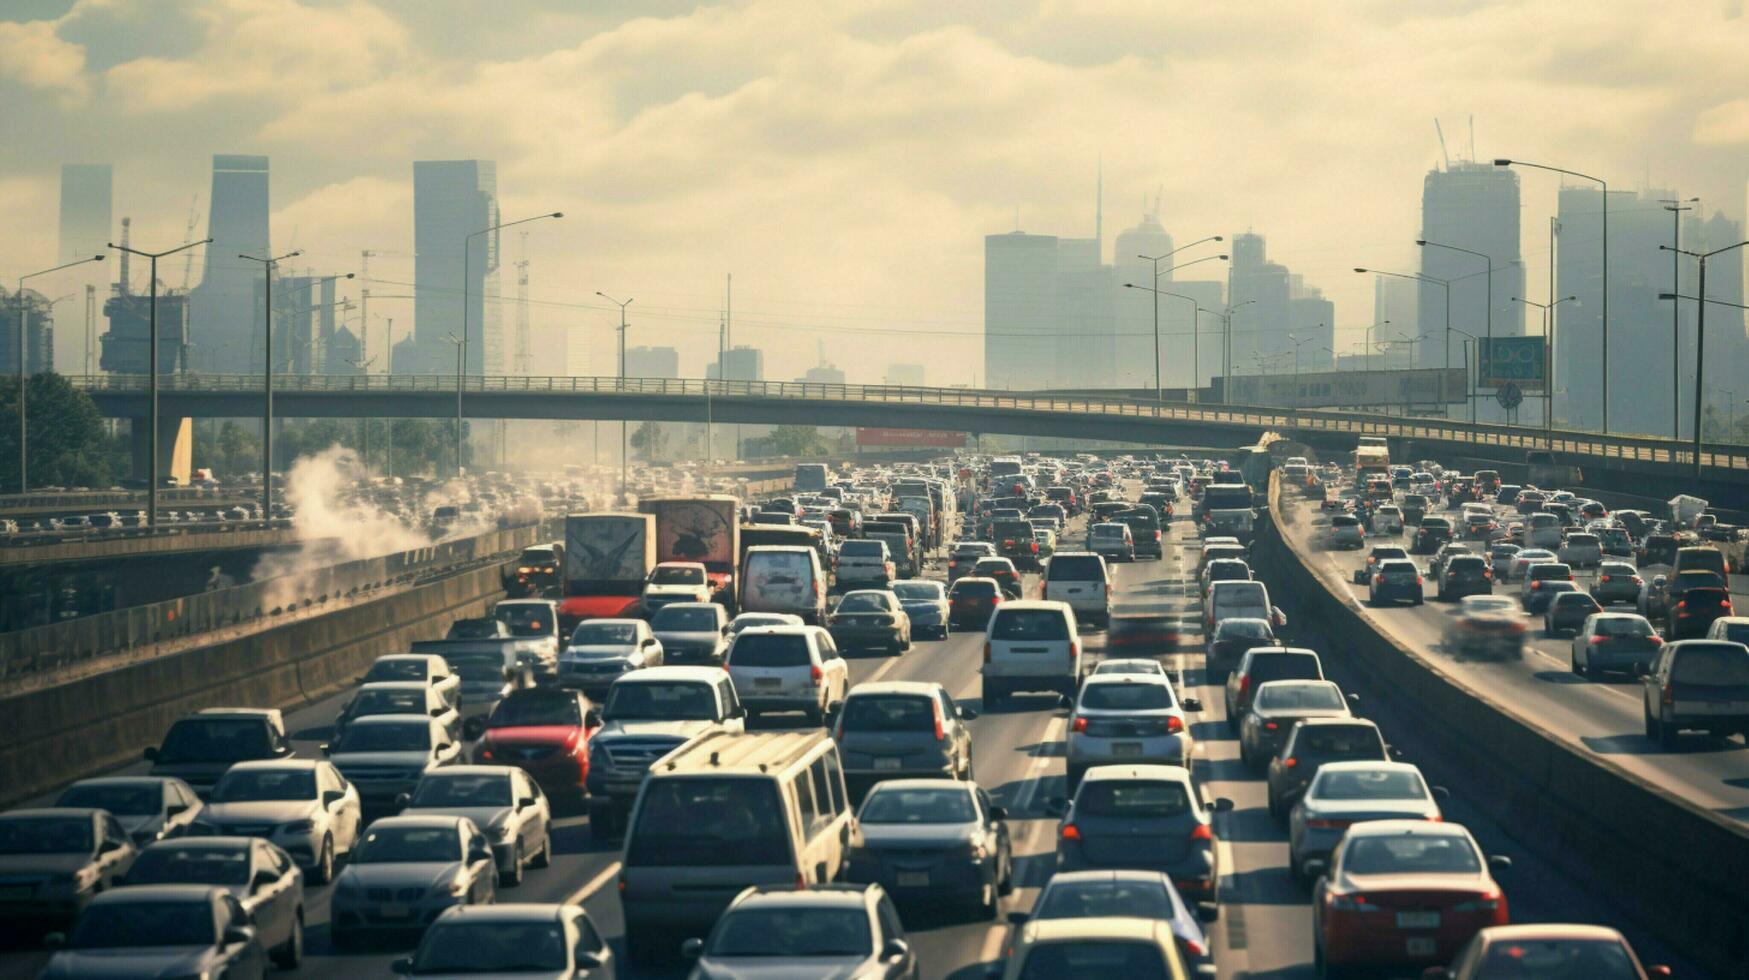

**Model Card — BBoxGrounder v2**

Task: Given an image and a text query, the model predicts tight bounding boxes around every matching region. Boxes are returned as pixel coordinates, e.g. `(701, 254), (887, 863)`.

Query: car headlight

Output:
(280, 819), (314, 835)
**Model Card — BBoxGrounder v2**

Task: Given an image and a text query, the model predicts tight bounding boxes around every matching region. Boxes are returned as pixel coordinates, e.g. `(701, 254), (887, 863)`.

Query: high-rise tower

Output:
(188, 154), (271, 373)
(414, 160), (499, 375)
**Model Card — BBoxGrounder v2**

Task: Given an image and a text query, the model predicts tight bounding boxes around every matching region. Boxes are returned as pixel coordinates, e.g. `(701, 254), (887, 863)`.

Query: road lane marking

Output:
(565, 859), (622, 906)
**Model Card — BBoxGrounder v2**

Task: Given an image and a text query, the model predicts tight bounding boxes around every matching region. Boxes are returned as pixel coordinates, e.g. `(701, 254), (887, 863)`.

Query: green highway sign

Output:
(1479, 337), (1546, 388)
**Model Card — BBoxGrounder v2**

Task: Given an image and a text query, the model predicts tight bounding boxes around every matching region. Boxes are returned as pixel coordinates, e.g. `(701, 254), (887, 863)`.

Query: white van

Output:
(1525, 512), (1564, 550)
(619, 729), (852, 958)
(982, 600), (1081, 706)
(1041, 552), (1111, 627)
(740, 545), (828, 624)
(1205, 580), (1282, 632)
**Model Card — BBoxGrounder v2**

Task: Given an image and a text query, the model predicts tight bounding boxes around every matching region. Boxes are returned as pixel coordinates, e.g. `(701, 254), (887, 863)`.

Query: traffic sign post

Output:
(1496, 382), (1523, 411)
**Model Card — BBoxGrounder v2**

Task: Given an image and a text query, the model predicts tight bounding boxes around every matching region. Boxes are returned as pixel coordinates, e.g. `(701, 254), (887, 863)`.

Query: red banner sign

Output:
(856, 427), (967, 448)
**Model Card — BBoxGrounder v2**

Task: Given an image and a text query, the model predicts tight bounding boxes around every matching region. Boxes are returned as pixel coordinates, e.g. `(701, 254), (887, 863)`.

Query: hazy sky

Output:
(3, 0), (1747, 385)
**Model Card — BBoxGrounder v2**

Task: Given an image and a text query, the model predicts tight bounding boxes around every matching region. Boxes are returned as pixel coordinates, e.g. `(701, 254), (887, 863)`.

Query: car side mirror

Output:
(252, 870), (278, 893)
(1488, 854), (1513, 872)
(1209, 797), (1235, 813)
(462, 717), (487, 741)
(643, 638), (657, 647)
(142, 746), (159, 762)
(585, 710), (603, 729)
(223, 925), (255, 946)
(395, 792), (413, 810)
(1346, 693), (1361, 706)
(502, 666), (517, 681)
(881, 938), (910, 962)
(392, 957), (415, 975)
(1057, 694), (1073, 710)
(323, 790), (346, 808)
(1182, 697), (1203, 713)
(517, 796), (536, 811)
(1387, 745), (1404, 760)
(989, 805), (1008, 821)
(1045, 796), (1068, 816)
(680, 937), (706, 960)
(1196, 901), (1220, 922)
(97, 839), (122, 854)
(166, 804), (187, 818)
(958, 706), (978, 721)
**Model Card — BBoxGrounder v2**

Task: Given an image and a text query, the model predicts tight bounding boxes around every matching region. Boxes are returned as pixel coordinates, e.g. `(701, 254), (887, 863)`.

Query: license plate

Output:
(755, 677), (781, 689)
(874, 758), (903, 770)
(0, 885), (33, 900)
(1406, 937), (1438, 956)
(381, 903), (412, 919)
(896, 871), (930, 887)
(1397, 911), (1440, 929)
(1112, 742), (1143, 757)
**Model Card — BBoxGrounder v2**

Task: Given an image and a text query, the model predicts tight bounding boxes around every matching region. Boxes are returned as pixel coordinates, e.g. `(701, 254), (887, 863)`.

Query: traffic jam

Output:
(1, 449), (1694, 979)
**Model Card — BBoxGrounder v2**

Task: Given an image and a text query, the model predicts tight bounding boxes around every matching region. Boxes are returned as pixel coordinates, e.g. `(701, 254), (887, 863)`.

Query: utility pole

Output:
(238, 250), (302, 518)
(597, 292), (633, 503)
(1662, 239), (1749, 475)
(108, 238), (204, 524)
(1661, 198), (1697, 439)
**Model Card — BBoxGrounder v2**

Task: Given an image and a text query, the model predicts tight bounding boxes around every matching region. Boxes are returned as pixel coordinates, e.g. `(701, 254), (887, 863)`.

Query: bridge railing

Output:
(67, 374), (1749, 473)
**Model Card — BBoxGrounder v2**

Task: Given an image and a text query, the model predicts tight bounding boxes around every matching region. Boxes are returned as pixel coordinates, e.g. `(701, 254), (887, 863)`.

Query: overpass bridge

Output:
(71, 373), (1749, 506)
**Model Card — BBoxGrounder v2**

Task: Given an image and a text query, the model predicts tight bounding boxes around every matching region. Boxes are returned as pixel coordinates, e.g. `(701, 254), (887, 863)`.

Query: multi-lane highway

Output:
(1281, 491), (1749, 828)
(0, 475), (1709, 978)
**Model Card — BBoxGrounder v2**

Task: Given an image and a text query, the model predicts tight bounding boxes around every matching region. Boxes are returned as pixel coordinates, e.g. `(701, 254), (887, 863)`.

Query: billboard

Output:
(1479, 337), (1546, 389)
(1217, 368), (1468, 410)
(856, 427), (967, 448)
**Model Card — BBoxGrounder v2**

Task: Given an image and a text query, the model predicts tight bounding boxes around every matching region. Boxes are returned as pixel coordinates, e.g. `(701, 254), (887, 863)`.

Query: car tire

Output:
(1572, 653), (1587, 678)
(310, 834), (334, 885)
(501, 843), (524, 887)
(271, 909), (303, 968)
(1657, 717), (1680, 751)
(531, 831), (552, 869)
(983, 683), (1004, 709)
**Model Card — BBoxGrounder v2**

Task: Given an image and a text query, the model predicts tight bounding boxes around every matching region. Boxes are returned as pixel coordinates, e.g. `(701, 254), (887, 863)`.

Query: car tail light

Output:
(1600, 575), (1611, 583)
(1650, 635), (1664, 645)
(1532, 581), (1543, 589)
(1451, 890), (1502, 913)
(934, 703), (946, 742)
(1166, 716), (1184, 734)
(476, 745), (495, 761)
(1590, 636), (1607, 645)
(1189, 824), (1214, 842)
(1633, 576), (1644, 585)
(1069, 641), (1080, 659)
(1306, 818), (1351, 830)
(1264, 721), (1278, 731)
(1060, 823), (1081, 841)
(1327, 892), (1377, 912)
(1663, 683), (1674, 705)
(810, 664), (823, 686)
(1416, 576), (1424, 585)
(1238, 675), (1250, 696)
(1283, 756), (1298, 768)
(1072, 716), (1087, 733)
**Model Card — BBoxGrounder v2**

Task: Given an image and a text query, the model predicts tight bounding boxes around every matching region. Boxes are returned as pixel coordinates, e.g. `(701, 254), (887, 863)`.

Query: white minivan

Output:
(981, 600), (1081, 706)
(1041, 552), (1111, 628)
(740, 545), (828, 624)
(1205, 580), (1284, 632)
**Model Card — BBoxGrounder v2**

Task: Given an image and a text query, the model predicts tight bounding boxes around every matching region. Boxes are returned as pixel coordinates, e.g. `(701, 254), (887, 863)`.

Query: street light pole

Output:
(1219, 299), (1256, 401)
(238, 251), (303, 518)
(1498, 159), (1609, 431)
(461, 211), (562, 477)
(109, 238), (207, 525)
(15, 254), (105, 493)
(1135, 251), (1228, 401)
(1450, 328), (1479, 424)
(1510, 295), (1576, 434)
(1661, 239), (1749, 474)
(1415, 239), (1492, 403)
(1355, 267), (1451, 410)
(1660, 198), (1697, 439)
(597, 292), (633, 503)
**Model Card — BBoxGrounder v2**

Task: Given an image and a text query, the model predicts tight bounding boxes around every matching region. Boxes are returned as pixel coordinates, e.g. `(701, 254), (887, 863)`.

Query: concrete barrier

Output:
(1255, 473), (1749, 975)
(0, 561), (512, 807)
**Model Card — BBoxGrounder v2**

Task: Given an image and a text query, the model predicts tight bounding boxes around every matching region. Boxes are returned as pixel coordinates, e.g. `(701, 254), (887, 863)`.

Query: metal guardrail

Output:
(0, 518), (290, 552)
(0, 520), (555, 681)
(68, 374), (1749, 474)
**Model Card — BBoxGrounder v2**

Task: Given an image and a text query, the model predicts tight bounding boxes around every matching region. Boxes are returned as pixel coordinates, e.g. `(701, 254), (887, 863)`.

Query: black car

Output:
(1206, 617), (1276, 678)
(1671, 586), (1735, 639)
(1117, 507), (1165, 559)
(1436, 555), (1493, 601)
(1412, 518), (1454, 555)
(1543, 590), (1603, 637)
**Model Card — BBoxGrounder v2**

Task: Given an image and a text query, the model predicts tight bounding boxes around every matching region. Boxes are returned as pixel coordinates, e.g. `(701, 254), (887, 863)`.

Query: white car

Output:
(1557, 532), (1603, 568)
(361, 654), (460, 711)
(1089, 658), (1169, 678)
(558, 618), (663, 698)
(726, 611), (804, 637)
(723, 625), (849, 724)
(322, 715), (464, 813)
(195, 759), (362, 884)
(1371, 505), (1405, 535)
(642, 561), (711, 614)
(397, 765), (552, 887)
(982, 600), (1082, 706)
(1064, 673), (1199, 788)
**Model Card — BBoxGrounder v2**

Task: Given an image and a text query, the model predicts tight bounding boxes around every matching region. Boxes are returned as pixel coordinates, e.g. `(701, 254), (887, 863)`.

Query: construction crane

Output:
(513, 231), (531, 376)
(359, 248), (413, 374)
(180, 195), (201, 289)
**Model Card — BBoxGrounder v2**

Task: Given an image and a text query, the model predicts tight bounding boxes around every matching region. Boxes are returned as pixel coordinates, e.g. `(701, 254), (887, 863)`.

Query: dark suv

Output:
(1412, 517), (1455, 555)
(1224, 647), (1324, 733)
(1436, 555), (1493, 601)
(991, 519), (1042, 570)
(1116, 507), (1164, 559)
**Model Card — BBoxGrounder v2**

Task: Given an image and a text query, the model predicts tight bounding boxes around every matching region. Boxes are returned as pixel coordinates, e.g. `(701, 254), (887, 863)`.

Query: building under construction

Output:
(0, 287), (57, 375)
(101, 217), (190, 375)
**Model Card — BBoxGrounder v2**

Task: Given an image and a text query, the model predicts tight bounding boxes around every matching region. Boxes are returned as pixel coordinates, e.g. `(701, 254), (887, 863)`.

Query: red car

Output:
(1426, 923), (1669, 979)
(947, 577), (1003, 629)
(466, 687), (600, 807)
(1313, 820), (1510, 976)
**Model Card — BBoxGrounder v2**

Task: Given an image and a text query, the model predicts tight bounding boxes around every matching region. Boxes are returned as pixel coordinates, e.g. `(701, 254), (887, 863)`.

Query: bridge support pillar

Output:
(130, 415), (193, 486)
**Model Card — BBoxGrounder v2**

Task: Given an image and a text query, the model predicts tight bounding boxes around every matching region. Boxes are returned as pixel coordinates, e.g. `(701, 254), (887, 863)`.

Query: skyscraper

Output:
(1373, 274), (1419, 367)
(189, 155), (270, 374)
(57, 164), (110, 373)
(414, 160), (499, 376)
(1228, 232), (1291, 371)
(1416, 162), (1524, 373)
(625, 345), (679, 379)
(984, 231), (1060, 389)
(1113, 209), (1173, 389)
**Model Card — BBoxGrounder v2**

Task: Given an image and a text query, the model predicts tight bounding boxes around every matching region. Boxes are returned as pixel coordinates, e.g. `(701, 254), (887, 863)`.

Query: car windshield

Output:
(1475, 939), (1642, 980)
(991, 610), (1069, 641)
(841, 695), (934, 732)
(0, 816), (91, 854)
(842, 540), (885, 557)
(1343, 833), (1480, 875)
(365, 660), (429, 682)
(892, 583), (942, 601)
(1256, 684), (1344, 710)
(335, 723), (430, 753)
(1035, 878), (1175, 920)
(1092, 525), (1125, 538)
(495, 606), (552, 637)
(604, 682), (720, 721)
(57, 784), (159, 816)
(212, 769), (315, 803)
(627, 778), (789, 866)
(836, 593), (891, 613)
(353, 825), (460, 864)
(1715, 623), (1749, 644)
(974, 560), (1015, 576)
(651, 566), (704, 585)
(126, 846), (251, 886)
(447, 620), (502, 639)
(489, 693), (581, 728)
(1552, 593), (1600, 609)
(68, 900), (214, 949)
(952, 581), (998, 598)
(1017, 941), (1170, 979)
(443, 651), (508, 682)
(412, 774), (512, 808)
(351, 689), (427, 716)
(411, 922), (570, 975)
(860, 786), (976, 824)
(708, 907), (873, 958)
(156, 719), (274, 764)
(653, 607), (720, 631)
(1076, 780), (1192, 819)
(570, 623), (636, 645)
(1218, 619), (1273, 640)
(729, 632), (812, 667)
(1079, 683), (1173, 711)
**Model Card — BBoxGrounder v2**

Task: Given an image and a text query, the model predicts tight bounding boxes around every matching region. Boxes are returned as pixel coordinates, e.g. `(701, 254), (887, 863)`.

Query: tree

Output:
(767, 425), (827, 457)
(0, 373), (113, 489)
(629, 420), (667, 460)
(215, 421), (259, 477)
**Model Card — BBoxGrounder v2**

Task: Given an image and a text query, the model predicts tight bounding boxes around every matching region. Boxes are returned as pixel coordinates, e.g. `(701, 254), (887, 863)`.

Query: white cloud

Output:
(0, 17), (89, 102)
